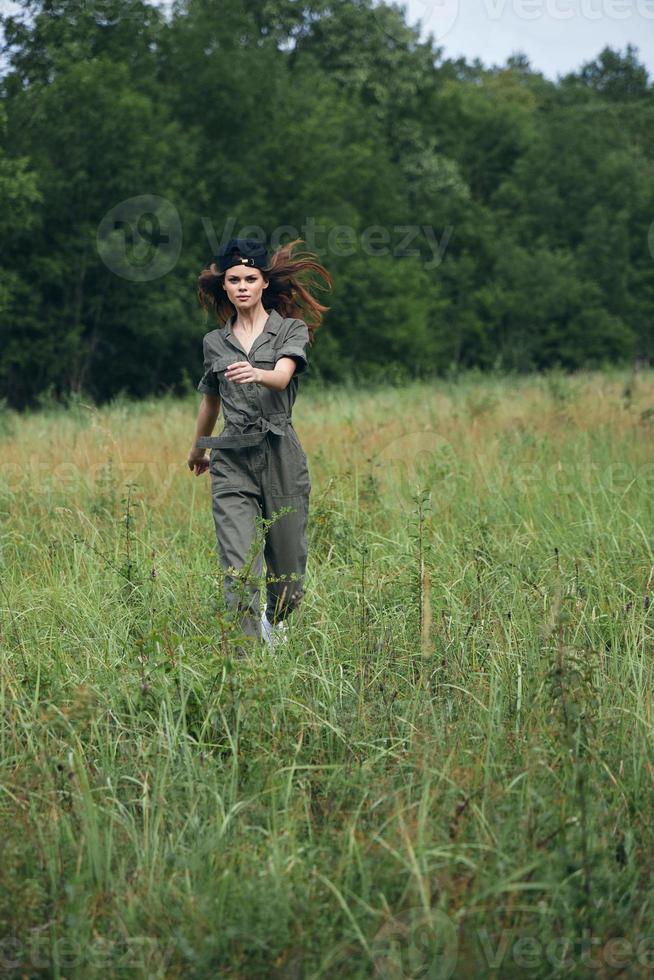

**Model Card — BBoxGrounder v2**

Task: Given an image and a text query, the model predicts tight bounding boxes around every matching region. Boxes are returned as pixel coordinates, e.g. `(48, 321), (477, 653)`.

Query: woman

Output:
(187, 237), (332, 654)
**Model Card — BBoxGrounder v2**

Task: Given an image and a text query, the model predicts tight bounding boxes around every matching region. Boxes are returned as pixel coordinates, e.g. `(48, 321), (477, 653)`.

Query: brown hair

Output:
(197, 238), (333, 344)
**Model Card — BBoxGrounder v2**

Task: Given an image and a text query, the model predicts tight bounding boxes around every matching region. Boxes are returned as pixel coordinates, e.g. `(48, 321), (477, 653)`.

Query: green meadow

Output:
(2, 368), (654, 978)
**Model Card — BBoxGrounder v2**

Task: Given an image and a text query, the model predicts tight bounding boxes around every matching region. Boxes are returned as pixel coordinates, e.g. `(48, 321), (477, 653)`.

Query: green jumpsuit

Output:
(196, 308), (312, 649)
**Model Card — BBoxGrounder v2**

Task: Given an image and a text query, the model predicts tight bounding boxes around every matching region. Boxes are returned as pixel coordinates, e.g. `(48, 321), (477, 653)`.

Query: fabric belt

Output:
(196, 412), (292, 450)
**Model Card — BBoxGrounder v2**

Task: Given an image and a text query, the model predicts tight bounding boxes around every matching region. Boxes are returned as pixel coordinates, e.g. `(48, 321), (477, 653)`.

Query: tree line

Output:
(1, 0), (653, 409)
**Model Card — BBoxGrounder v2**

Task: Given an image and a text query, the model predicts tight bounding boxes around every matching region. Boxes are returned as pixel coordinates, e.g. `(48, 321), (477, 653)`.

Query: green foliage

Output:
(2, 373), (654, 973)
(0, 2), (653, 410)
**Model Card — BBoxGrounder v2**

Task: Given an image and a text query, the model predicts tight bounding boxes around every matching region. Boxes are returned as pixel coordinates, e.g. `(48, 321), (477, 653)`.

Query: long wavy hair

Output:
(197, 238), (333, 345)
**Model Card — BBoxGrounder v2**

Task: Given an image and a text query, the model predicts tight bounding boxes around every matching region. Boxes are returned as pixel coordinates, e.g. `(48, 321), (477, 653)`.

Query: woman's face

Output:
(223, 266), (268, 311)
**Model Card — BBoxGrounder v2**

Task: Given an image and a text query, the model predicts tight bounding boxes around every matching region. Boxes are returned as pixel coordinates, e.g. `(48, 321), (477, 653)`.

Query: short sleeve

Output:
(197, 336), (220, 396)
(275, 319), (310, 376)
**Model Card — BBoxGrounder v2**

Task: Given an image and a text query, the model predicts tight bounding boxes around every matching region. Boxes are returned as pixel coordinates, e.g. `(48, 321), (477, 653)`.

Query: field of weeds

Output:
(2, 367), (654, 977)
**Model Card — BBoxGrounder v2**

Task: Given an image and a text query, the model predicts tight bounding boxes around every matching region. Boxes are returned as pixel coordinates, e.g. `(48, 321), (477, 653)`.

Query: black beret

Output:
(217, 237), (269, 274)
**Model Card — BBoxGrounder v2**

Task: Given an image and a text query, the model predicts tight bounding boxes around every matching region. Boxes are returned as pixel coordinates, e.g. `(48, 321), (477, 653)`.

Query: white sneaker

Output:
(261, 609), (289, 649)
(260, 608), (273, 648)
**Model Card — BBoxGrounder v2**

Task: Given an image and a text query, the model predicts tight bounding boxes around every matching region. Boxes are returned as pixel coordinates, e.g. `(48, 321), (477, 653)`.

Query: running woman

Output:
(188, 237), (332, 654)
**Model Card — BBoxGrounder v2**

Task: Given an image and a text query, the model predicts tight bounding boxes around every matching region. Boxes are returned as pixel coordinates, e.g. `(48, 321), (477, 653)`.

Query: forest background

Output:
(1, 0), (653, 410)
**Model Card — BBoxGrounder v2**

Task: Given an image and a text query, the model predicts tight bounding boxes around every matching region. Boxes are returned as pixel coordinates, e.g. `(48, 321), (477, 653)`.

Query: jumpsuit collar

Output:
(223, 307), (283, 359)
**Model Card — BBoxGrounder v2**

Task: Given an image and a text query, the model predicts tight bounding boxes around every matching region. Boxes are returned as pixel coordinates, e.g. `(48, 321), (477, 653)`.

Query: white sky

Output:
(393, 0), (653, 80)
(1, 0), (651, 83)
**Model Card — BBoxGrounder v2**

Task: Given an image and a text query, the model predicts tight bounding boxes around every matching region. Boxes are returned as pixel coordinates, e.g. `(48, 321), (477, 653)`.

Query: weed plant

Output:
(1, 369), (654, 977)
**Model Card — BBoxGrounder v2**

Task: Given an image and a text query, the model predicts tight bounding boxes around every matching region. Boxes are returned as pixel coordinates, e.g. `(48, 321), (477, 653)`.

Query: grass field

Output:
(2, 367), (654, 978)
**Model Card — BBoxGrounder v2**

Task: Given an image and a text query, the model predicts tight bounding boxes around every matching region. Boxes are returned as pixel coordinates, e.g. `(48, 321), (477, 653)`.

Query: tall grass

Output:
(2, 367), (654, 977)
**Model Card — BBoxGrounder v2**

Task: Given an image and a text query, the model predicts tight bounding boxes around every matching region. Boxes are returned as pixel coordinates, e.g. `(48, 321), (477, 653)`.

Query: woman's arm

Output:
(187, 393), (221, 475)
(253, 358), (298, 390)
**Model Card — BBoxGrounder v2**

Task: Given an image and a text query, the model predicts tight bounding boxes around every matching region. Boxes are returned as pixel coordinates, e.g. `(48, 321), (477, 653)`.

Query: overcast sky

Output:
(390, 0), (653, 80)
(1, 0), (651, 83)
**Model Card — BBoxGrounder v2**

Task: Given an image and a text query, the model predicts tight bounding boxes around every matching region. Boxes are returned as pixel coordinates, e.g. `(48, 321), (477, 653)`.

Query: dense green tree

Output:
(477, 240), (636, 370)
(3, 51), (199, 402)
(561, 43), (651, 102)
(0, 1), (652, 407)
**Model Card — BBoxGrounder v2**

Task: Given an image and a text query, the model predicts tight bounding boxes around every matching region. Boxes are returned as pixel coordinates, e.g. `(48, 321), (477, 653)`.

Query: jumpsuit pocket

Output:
(270, 429), (311, 498)
(211, 355), (241, 388)
(212, 355), (241, 370)
(289, 427), (308, 463)
(252, 343), (276, 371)
(209, 447), (245, 491)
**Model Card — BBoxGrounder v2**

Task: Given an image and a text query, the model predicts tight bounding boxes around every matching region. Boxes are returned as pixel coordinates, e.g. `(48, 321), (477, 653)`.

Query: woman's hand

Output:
(226, 361), (260, 384)
(187, 448), (210, 476)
